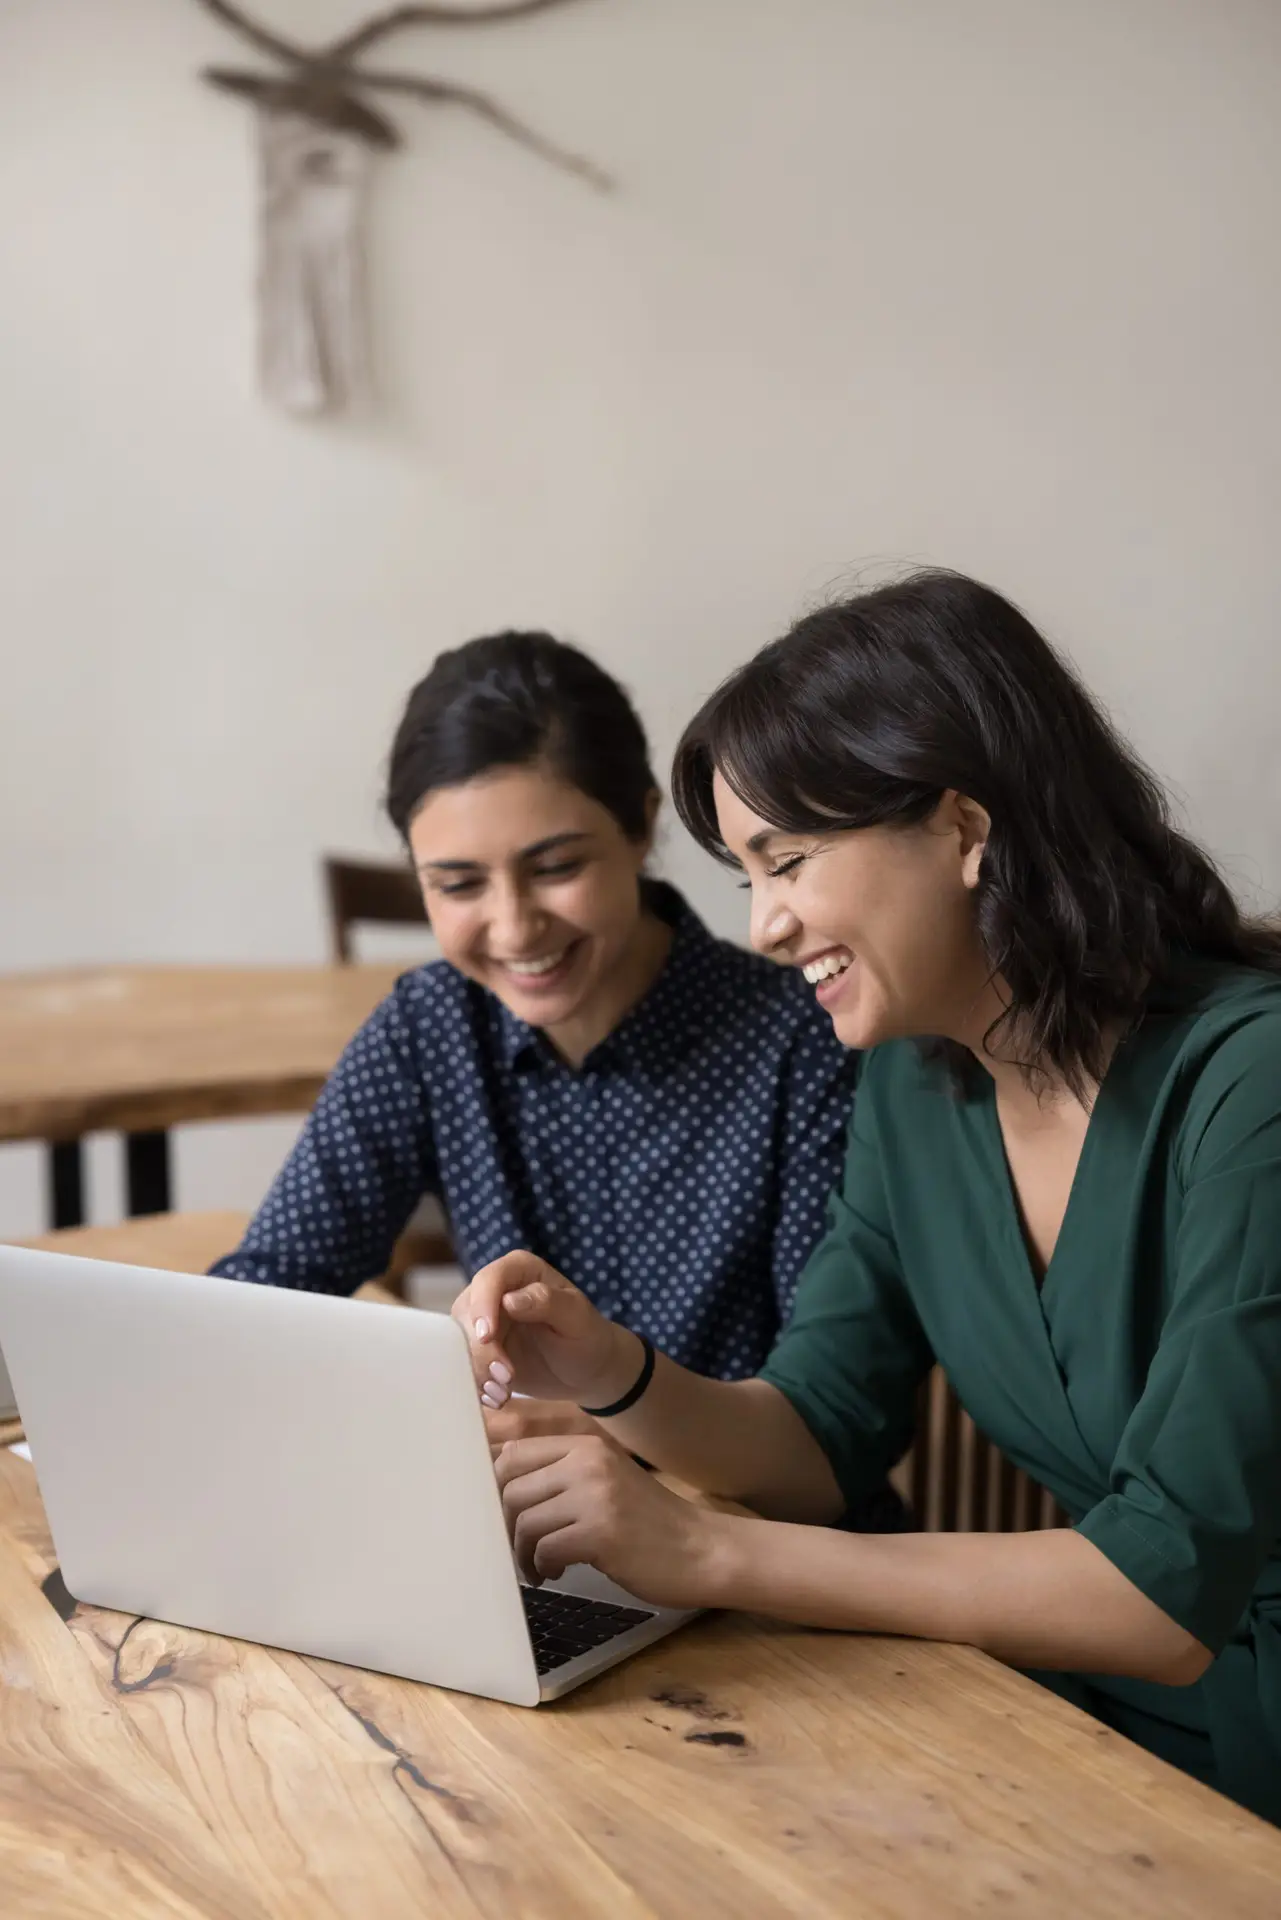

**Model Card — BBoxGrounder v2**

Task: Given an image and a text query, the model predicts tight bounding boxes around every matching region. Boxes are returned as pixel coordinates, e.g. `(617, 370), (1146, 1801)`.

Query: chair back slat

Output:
(323, 856), (429, 964)
(902, 1369), (1069, 1532)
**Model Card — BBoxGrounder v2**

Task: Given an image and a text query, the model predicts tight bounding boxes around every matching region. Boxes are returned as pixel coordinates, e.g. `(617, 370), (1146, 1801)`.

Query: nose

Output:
(489, 876), (545, 955)
(749, 889), (800, 959)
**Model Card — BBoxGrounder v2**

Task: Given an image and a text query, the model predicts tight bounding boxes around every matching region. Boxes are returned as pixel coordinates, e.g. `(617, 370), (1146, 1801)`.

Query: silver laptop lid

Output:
(0, 1248), (541, 1707)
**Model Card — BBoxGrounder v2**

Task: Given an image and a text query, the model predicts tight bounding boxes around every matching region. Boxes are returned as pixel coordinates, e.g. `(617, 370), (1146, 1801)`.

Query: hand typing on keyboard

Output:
(492, 1431), (733, 1612)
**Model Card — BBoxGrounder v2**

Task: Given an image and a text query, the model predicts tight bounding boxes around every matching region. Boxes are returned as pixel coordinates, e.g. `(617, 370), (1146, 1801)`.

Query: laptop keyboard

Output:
(521, 1585), (656, 1675)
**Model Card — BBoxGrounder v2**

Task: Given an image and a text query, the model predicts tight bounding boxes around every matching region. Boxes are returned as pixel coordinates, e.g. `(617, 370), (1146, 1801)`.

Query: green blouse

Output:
(760, 961), (1281, 1823)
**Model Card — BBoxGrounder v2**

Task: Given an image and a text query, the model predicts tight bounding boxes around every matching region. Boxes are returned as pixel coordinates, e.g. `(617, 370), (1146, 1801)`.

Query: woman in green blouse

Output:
(456, 570), (1281, 1823)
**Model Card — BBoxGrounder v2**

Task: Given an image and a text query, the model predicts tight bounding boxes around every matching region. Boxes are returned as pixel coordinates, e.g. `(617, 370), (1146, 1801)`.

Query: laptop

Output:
(0, 1246), (696, 1706)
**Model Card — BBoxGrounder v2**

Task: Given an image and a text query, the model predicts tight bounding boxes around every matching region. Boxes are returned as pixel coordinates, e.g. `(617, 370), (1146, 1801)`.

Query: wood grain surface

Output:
(2, 1220), (1280, 1915)
(0, 965), (403, 1142)
(18, 1212), (252, 1276)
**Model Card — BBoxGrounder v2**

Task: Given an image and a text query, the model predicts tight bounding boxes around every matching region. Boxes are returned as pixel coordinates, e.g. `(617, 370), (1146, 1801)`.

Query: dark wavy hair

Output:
(386, 630), (657, 841)
(672, 570), (1281, 1091)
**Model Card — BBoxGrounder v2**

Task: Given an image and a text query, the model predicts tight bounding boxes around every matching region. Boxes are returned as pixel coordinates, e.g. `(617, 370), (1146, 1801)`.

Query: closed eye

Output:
(738, 852), (805, 890)
(430, 857), (586, 898)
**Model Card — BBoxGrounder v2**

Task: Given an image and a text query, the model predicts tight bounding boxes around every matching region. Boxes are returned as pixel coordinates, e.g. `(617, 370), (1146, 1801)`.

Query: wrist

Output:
(581, 1323), (646, 1413)
(689, 1509), (757, 1610)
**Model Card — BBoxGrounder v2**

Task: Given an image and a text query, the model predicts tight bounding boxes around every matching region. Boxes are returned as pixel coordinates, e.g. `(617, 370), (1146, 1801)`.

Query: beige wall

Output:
(2, 0), (1279, 1234)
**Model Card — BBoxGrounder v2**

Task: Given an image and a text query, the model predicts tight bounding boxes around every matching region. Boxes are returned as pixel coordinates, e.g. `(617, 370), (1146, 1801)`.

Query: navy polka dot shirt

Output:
(213, 884), (859, 1382)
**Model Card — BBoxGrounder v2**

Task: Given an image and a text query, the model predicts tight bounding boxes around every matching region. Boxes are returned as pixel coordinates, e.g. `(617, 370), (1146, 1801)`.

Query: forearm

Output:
(213, 1135), (428, 1295)
(212, 1000), (437, 1294)
(699, 1513), (1211, 1683)
(596, 1342), (845, 1524)
(214, 1202), (404, 1295)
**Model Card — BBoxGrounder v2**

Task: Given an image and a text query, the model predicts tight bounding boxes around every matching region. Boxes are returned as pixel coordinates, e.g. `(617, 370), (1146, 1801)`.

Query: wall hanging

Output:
(197, 1), (610, 415)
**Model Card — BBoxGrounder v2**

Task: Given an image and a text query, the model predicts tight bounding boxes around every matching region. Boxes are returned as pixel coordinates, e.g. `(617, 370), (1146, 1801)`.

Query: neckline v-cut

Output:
(980, 1037), (1132, 1295)
(987, 1098), (1097, 1292)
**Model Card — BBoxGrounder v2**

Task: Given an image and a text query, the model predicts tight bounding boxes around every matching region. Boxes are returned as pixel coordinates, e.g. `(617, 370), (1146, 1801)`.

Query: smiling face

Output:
(408, 760), (661, 1047)
(712, 770), (994, 1051)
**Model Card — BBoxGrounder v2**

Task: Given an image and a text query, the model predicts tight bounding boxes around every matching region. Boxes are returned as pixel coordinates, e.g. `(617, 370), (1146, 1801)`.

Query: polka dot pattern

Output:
(212, 884), (860, 1382)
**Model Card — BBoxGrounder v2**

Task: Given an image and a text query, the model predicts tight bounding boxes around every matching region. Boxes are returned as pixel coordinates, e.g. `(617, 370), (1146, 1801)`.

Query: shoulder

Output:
(1156, 963), (1281, 1076)
(388, 956), (472, 1017)
(360, 958), (492, 1058)
(1165, 968), (1281, 1173)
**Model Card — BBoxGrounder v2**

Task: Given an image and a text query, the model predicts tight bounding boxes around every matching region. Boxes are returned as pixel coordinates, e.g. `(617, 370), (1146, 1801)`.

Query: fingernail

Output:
(487, 1383), (510, 1407)
(481, 1388), (502, 1409)
(488, 1361), (512, 1385)
(474, 1317), (490, 1339)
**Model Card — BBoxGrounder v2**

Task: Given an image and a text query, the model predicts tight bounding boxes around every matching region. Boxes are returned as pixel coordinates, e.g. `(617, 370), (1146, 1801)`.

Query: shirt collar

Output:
(492, 881), (715, 1075)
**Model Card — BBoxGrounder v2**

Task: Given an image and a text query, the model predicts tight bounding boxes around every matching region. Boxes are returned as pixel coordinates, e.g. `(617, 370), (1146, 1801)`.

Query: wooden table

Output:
(3, 1230), (1280, 1915)
(0, 965), (402, 1227)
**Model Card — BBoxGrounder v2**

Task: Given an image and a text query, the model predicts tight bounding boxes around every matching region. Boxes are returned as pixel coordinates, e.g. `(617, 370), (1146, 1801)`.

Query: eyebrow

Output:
(746, 828), (782, 855)
(416, 831), (593, 874)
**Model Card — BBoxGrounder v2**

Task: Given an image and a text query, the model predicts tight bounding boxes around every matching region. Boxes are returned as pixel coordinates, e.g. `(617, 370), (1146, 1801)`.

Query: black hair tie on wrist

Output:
(580, 1335), (656, 1419)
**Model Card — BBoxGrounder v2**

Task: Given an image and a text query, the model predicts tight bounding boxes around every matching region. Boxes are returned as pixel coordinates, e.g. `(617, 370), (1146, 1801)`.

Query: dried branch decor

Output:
(197, 1), (610, 414)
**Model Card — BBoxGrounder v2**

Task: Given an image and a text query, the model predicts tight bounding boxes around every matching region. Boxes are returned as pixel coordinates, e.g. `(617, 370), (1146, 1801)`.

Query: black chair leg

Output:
(47, 1140), (86, 1230)
(125, 1130), (172, 1217)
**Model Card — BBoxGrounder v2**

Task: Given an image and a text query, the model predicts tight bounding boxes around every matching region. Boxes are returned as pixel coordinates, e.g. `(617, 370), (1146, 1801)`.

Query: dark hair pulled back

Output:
(672, 569), (1281, 1090)
(386, 630), (657, 841)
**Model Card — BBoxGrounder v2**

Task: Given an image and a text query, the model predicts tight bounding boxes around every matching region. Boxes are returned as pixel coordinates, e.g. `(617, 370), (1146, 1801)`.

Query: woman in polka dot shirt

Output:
(212, 631), (905, 1531)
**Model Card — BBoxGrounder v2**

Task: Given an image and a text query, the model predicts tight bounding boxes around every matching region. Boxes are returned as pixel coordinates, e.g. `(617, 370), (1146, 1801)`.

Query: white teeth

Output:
(802, 951), (853, 985)
(504, 950), (569, 978)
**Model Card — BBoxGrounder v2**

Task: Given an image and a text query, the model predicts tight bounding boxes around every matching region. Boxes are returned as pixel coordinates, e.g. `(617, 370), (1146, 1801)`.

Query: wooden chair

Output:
(896, 1369), (1068, 1532)
(323, 855), (429, 964)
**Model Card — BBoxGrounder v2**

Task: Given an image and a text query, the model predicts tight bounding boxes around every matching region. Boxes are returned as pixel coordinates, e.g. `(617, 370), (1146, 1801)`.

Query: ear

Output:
(951, 790), (991, 890)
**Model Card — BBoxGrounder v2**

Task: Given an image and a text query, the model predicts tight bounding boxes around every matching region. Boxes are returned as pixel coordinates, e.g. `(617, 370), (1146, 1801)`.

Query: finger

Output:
(532, 1521), (590, 1587)
(466, 1251), (553, 1346)
(475, 1277), (592, 1398)
(453, 1252), (541, 1387)
(513, 1494), (581, 1586)
(493, 1433), (587, 1490)
(471, 1285), (556, 1393)
(500, 1276), (586, 1335)
(451, 1291), (506, 1391)
(500, 1454), (582, 1532)
(483, 1400), (591, 1447)
(480, 1358), (515, 1411)
(485, 1402), (549, 1453)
